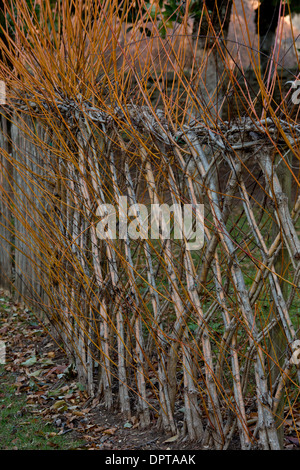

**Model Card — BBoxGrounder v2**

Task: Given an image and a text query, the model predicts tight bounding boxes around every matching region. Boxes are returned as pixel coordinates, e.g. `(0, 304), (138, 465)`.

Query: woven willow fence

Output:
(0, 0), (299, 451)
(0, 93), (300, 449)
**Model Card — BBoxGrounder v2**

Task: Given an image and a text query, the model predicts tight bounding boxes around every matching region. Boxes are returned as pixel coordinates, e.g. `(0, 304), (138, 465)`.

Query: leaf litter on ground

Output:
(2, 289), (300, 450)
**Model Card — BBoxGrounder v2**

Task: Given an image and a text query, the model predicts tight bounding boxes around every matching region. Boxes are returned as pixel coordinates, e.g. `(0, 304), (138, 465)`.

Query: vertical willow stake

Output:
(270, 152), (292, 449)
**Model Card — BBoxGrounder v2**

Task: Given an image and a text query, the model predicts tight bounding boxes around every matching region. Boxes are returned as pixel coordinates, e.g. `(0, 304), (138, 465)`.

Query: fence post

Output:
(0, 109), (13, 290)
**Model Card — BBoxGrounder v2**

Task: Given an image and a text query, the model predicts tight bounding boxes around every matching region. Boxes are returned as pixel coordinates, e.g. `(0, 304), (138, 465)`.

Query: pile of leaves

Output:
(0, 289), (198, 450)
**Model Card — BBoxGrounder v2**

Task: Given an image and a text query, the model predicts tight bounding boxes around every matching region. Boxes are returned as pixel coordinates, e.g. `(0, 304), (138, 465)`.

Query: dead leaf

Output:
(103, 427), (117, 435)
(47, 441), (59, 448)
(51, 400), (68, 411)
(163, 433), (179, 443)
(45, 365), (67, 377)
(21, 356), (37, 367)
(83, 435), (98, 441)
(72, 410), (84, 416)
(93, 426), (106, 432)
(131, 416), (138, 425)
(16, 375), (27, 383)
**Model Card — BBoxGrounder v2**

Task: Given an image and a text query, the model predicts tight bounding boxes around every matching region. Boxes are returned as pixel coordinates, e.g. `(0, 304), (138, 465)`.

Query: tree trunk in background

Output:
(192, 0), (233, 45)
(254, 0), (281, 72)
(191, 0), (233, 120)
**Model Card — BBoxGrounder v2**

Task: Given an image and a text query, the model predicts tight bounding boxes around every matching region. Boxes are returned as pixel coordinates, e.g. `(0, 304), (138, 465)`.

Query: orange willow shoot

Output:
(0, 0), (299, 449)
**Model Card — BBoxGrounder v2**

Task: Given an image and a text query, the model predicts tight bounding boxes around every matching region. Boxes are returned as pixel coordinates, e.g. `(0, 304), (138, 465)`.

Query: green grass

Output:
(0, 366), (84, 450)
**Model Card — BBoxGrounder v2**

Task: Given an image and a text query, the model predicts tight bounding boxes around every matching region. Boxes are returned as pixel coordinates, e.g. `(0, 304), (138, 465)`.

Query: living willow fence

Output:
(0, 0), (300, 452)
(0, 92), (300, 449)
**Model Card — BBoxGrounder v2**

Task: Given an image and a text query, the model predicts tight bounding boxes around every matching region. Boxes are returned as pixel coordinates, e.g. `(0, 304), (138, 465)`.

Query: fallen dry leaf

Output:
(163, 433), (179, 443)
(50, 400), (68, 411)
(103, 427), (117, 435)
(93, 426), (106, 432)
